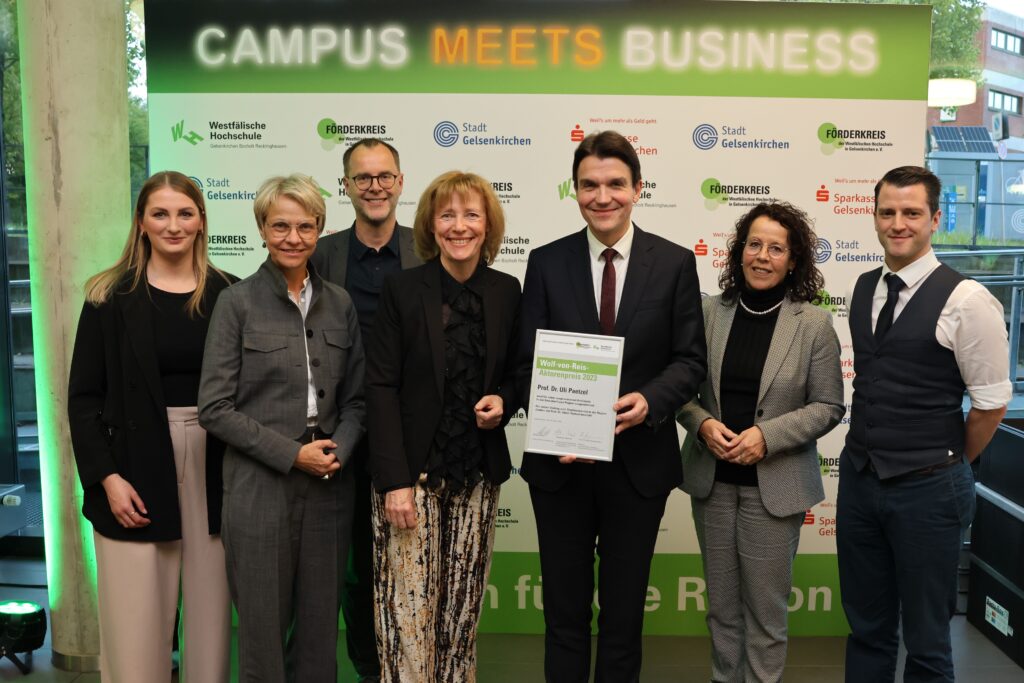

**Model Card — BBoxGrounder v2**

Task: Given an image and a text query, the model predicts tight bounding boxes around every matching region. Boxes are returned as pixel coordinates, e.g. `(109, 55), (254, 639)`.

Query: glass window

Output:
(989, 90), (1021, 115)
(992, 28), (1023, 55)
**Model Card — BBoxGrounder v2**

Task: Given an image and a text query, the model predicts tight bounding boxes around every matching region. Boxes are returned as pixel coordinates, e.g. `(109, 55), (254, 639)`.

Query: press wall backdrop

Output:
(144, 0), (933, 635)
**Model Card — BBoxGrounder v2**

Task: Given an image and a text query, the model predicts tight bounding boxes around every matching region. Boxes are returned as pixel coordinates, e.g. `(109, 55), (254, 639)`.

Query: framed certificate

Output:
(524, 329), (624, 461)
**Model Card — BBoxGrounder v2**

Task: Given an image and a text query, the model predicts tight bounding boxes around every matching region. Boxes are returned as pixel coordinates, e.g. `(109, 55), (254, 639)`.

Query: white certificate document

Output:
(524, 329), (624, 461)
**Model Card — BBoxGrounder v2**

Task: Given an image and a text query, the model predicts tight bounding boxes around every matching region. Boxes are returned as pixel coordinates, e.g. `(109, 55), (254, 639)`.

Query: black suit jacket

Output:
(517, 226), (707, 497)
(309, 223), (422, 286)
(366, 259), (522, 491)
(68, 269), (236, 541)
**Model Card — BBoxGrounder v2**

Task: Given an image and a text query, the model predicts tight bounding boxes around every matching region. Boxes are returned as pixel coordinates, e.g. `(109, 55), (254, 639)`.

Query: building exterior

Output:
(927, 7), (1024, 153)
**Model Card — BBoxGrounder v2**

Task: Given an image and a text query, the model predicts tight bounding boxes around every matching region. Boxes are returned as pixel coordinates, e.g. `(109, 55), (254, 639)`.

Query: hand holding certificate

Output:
(524, 329), (624, 462)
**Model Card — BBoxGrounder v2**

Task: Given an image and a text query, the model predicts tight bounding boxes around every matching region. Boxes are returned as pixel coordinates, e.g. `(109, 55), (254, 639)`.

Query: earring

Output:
(262, 241), (266, 248)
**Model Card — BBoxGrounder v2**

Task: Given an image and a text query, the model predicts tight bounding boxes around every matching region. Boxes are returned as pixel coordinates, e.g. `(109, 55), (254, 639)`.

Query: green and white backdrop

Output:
(144, 0), (932, 635)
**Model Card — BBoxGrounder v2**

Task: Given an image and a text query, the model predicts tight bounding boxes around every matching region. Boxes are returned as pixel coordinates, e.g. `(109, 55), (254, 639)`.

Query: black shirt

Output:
(149, 285), (208, 407)
(716, 282), (785, 486)
(345, 225), (403, 342)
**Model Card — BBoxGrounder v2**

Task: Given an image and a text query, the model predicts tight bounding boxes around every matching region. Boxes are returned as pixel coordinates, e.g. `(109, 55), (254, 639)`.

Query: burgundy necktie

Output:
(600, 248), (617, 335)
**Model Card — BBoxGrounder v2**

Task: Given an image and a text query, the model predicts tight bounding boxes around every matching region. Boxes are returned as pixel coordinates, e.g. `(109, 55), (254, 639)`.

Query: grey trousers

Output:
(692, 482), (804, 683)
(222, 457), (354, 683)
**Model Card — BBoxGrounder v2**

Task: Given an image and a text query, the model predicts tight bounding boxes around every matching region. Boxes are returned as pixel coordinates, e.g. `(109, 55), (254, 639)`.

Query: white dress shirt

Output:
(586, 224), (634, 320)
(846, 250), (1012, 410)
(287, 273), (319, 420)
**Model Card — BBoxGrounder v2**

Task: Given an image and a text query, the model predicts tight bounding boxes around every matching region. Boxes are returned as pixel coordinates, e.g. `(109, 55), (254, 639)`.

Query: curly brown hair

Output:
(718, 202), (824, 305)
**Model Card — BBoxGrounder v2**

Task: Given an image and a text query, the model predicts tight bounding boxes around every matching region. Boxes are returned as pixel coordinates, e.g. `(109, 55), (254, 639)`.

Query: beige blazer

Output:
(677, 295), (844, 517)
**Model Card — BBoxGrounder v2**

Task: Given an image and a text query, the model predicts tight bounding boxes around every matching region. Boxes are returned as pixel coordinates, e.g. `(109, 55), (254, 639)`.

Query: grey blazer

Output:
(198, 258), (366, 475)
(310, 223), (421, 286)
(677, 295), (844, 517)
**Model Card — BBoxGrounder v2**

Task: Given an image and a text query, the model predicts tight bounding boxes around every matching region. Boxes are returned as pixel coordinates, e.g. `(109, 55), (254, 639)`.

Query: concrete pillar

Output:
(15, 0), (130, 671)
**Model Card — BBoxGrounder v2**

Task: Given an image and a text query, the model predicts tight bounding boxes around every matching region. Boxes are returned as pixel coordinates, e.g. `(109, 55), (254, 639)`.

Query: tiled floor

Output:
(0, 572), (1019, 682)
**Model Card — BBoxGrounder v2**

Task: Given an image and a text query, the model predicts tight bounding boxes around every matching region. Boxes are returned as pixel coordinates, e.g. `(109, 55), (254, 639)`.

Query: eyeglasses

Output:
(743, 239), (789, 259)
(349, 173), (398, 190)
(266, 223), (319, 239)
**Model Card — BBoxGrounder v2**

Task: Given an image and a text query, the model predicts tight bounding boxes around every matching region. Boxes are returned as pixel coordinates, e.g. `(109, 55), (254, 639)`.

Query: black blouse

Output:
(423, 264), (488, 490)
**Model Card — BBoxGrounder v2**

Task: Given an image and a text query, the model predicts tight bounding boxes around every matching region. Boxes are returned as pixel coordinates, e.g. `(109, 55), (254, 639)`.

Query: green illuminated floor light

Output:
(0, 601), (47, 674)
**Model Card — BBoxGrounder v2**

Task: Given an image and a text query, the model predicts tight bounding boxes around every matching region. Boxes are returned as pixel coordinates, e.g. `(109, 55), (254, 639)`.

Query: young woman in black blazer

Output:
(68, 171), (235, 683)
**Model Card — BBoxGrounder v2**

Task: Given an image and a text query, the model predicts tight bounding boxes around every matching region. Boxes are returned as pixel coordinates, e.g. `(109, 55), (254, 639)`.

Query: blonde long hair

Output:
(84, 171), (227, 316)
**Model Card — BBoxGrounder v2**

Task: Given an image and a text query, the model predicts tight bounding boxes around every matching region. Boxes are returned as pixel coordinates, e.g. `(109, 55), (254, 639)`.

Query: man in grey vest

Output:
(838, 166), (1010, 682)
(310, 138), (422, 682)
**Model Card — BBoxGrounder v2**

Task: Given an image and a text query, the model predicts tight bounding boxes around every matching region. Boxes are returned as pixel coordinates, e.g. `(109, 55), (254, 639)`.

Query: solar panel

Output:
(931, 126), (996, 153)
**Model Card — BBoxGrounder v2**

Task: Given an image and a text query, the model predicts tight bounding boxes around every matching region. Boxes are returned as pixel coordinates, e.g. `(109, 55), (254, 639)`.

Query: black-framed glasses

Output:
(743, 239), (789, 259)
(349, 173), (398, 190)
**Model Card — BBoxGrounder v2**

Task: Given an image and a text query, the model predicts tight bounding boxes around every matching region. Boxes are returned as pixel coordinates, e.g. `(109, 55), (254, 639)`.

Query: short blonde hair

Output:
(413, 171), (505, 265)
(253, 174), (326, 232)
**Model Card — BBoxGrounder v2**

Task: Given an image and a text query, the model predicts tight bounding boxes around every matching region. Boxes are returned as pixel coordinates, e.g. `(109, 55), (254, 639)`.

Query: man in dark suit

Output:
(309, 138), (421, 683)
(517, 131), (707, 682)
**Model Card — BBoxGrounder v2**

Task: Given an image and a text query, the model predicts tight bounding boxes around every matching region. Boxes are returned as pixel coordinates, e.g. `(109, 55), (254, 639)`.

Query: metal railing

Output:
(937, 248), (1024, 392)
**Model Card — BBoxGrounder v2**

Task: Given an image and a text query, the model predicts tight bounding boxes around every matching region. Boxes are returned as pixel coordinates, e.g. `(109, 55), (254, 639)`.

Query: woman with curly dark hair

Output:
(678, 202), (844, 682)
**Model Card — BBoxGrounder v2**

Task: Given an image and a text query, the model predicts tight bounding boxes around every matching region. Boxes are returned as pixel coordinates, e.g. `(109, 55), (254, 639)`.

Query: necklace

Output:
(738, 297), (783, 316)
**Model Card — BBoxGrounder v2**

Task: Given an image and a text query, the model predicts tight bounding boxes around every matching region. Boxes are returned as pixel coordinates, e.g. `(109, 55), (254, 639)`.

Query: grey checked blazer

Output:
(198, 258), (366, 474)
(677, 295), (844, 517)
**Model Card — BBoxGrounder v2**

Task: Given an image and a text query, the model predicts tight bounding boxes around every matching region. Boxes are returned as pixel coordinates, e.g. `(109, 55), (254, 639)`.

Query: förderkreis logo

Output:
(433, 120), (532, 148)
(316, 118), (392, 151)
(700, 178), (773, 210)
(817, 122), (891, 155)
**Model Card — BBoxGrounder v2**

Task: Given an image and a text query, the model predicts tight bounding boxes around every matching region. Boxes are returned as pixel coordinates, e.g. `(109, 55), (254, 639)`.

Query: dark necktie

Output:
(600, 248), (617, 335)
(874, 273), (905, 342)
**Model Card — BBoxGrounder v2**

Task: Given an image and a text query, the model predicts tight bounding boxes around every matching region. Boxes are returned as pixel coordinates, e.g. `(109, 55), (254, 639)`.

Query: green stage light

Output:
(0, 600), (47, 674)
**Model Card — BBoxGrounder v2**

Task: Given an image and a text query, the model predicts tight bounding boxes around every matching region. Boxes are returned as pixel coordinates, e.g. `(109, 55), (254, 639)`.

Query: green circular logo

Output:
(317, 117), (343, 142)
(818, 122), (843, 148)
(701, 177), (728, 203)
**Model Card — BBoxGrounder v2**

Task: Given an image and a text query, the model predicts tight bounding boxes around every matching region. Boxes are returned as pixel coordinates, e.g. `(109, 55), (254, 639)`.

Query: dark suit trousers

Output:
(339, 438), (381, 676)
(223, 462), (355, 683)
(529, 454), (668, 683)
(837, 451), (976, 683)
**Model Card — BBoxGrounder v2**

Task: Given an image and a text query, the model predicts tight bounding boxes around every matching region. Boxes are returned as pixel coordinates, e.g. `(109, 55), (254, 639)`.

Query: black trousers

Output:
(530, 455), (668, 683)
